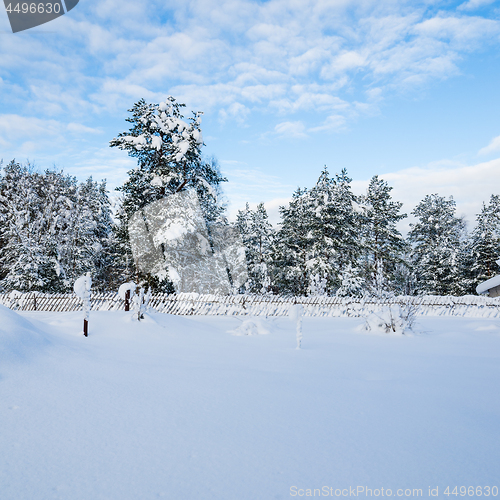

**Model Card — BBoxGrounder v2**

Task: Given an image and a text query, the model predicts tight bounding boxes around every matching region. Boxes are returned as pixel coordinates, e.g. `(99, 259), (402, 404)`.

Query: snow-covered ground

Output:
(1, 305), (499, 500)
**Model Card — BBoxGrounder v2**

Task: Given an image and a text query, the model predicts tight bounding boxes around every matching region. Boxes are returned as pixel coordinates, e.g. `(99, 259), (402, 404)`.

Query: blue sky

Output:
(1, 0), (500, 229)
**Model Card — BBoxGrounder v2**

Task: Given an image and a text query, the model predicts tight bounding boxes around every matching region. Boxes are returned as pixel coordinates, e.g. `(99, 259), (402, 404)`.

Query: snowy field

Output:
(1, 305), (499, 500)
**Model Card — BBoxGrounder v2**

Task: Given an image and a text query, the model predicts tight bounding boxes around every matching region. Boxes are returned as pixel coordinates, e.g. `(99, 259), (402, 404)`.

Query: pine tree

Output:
(467, 195), (500, 292)
(455, 237), (476, 296)
(307, 167), (336, 291)
(107, 195), (136, 289)
(57, 174), (96, 289)
(236, 203), (252, 240)
(110, 97), (226, 220)
(272, 188), (316, 296)
(0, 161), (117, 292)
(408, 194), (466, 295)
(311, 168), (361, 293)
(0, 161), (50, 291)
(308, 273), (328, 296)
(335, 264), (365, 297)
(73, 178), (117, 291)
(237, 203), (274, 293)
(359, 175), (408, 295)
(110, 97), (227, 290)
(271, 168), (362, 296)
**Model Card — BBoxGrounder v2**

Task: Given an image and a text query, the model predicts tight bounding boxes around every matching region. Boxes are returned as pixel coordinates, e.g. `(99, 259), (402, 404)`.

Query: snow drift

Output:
(0, 304), (51, 363)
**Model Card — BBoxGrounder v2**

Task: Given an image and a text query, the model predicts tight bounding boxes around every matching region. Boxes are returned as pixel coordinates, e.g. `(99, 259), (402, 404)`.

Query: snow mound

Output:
(229, 318), (273, 336)
(118, 282), (136, 300)
(288, 304), (304, 320)
(0, 304), (51, 362)
(73, 274), (91, 299)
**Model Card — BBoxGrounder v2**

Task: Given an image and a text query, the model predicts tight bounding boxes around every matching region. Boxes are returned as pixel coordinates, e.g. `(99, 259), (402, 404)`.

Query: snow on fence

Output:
(1, 292), (500, 318)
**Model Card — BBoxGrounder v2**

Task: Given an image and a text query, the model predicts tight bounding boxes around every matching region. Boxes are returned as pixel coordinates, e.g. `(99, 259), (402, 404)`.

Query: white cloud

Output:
(0, 115), (64, 146)
(458, 0), (496, 11)
(309, 114), (347, 132)
(226, 197), (291, 226)
(356, 158), (500, 233)
(218, 102), (250, 124)
(3, 0), (499, 132)
(221, 165), (295, 225)
(222, 166), (295, 195)
(225, 156), (500, 231)
(274, 121), (307, 138)
(68, 146), (136, 189)
(478, 135), (500, 155)
(2, 0), (500, 176)
(67, 123), (102, 134)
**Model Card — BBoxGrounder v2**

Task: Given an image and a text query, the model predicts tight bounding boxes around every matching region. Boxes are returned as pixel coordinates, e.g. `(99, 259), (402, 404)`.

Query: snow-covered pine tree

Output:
(0, 163), (85, 291)
(36, 172), (116, 292)
(71, 177), (117, 291)
(56, 173), (96, 290)
(306, 167), (336, 293)
(308, 273), (328, 296)
(235, 203), (252, 292)
(0, 161), (116, 292)
(110, 97), (227, 291)
(109, 195), (136, 288)
(311, 168), (362, 293)
(272, 187), (316, 296)
(467, 195), (500, 293)
(391, 252), (416, 296)
(271, 167), (362, 296)
(0, 160), (51, 291)
(236, 203), (252, 241)
(359, 175), (408, 295)
(335, 263), (365, 297)
(237, 203), (274, 293)
(408, 194), (466, 295)
(455, 236), (476, 296)
(110, 97), (226, 219)
(92, 179), (117, 290)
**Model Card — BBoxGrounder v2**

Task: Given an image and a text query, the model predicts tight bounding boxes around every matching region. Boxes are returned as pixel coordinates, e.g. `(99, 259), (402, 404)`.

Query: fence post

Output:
(125, 289), (130, 311)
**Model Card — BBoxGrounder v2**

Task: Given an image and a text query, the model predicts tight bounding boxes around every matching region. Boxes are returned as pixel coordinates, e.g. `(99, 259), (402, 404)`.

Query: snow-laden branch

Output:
(110, 97), (203, 168)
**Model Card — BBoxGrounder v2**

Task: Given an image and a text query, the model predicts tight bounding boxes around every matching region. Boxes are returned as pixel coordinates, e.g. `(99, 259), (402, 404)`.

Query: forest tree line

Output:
(1, 159), (498, 297)
(1, 97), (498, 297)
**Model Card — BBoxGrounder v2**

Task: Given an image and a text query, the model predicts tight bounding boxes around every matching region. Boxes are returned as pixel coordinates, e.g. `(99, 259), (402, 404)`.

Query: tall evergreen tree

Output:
(0, 161), (116, 292)
(110, 97), (227, 290)
(359, 175), (408, 294)
(272, 188), (316, 296)
(237, 203), (274, 293)
(271, 168), (362, 296)
(307, 167), (336, 291)
(408, 194), (466, 295)
(74, 177), (117, 291)
(110, 97), (226, 220)
(466, 195), (500, 293)
(108, 194), (136, 289)
(311, 168), (361, 292)
(0, 161), (51, 291)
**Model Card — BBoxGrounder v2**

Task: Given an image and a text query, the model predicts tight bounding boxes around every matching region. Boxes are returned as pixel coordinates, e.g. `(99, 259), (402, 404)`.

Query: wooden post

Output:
(83, 318), (88, 337)
(125, 289), (130, 311)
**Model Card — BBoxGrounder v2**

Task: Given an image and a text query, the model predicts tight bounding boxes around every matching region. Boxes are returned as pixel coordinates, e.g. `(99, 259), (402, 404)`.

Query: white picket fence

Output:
(1, 292), (500, 318)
